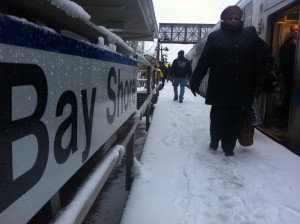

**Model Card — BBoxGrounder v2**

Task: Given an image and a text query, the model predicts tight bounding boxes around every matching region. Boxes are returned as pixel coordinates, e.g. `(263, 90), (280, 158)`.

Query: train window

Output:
(243, 1), (253, 27)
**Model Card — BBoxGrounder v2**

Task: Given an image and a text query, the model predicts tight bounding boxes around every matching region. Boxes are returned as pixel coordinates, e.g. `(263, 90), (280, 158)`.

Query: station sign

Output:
(0, 14), (137, 223)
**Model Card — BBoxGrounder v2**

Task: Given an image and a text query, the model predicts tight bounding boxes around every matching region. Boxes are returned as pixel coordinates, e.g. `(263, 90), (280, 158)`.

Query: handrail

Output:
(138, 86), (159, 117)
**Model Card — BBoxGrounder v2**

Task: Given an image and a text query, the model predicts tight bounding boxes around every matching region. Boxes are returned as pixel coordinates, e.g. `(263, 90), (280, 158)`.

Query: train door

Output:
(289, 7), (300, 152)
(264, 3), (300, 149)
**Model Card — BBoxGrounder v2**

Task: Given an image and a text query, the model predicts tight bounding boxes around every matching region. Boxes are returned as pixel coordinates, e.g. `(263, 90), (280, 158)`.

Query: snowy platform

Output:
(120, 82), (300, 224)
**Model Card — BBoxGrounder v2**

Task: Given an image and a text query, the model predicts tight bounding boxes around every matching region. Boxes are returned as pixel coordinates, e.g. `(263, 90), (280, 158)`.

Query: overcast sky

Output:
(146, 0), (239, 63)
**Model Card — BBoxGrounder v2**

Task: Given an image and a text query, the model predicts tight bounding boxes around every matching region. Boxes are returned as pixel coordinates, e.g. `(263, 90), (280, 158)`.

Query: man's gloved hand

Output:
(190, 85), (199, 97)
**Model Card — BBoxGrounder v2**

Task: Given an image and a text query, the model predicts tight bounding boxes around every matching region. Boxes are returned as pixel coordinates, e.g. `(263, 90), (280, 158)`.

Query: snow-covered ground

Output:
(120, 81), (300, 224)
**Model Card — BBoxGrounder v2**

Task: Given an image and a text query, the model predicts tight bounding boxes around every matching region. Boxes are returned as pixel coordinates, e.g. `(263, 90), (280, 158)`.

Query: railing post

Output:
(146, 66), (151, 131)
(126, 134), (134, 191)
(156, 69), (159, 87)
(152, 69), (155, 90)
(147, 66), (151, 95)
(49, 192), (61, 216)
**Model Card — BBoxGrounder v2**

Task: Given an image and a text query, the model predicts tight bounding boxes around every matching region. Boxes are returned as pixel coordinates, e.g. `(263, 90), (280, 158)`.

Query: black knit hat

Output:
(220, 5), (243, 20)
(178, 50), (184, 56)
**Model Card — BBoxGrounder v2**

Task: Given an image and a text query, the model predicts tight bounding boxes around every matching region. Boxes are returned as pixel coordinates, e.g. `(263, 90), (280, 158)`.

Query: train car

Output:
(186, 0), (300, 155)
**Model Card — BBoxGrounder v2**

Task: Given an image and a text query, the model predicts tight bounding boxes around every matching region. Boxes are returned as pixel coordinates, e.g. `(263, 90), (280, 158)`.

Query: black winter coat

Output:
(170, 56), (192, 78)
(191, 22), (262, 106)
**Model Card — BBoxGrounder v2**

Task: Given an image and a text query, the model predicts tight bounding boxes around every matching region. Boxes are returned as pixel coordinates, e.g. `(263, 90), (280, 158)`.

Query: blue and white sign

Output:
(0, 14), (137, 223)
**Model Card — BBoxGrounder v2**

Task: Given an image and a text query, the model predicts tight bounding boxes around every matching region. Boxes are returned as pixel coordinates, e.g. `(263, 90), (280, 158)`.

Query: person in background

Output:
(159, 61), (167, 89)
(166, 64), (171, 83)
(279, 24), (299, 125)
(190, 5), (265, 156)
(154, 64), (161, 86)
(170, 50), (192, 103)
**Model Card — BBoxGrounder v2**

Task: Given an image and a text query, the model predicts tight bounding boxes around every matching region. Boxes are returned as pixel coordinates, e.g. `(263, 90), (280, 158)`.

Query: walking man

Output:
(170, 50), (192, 103)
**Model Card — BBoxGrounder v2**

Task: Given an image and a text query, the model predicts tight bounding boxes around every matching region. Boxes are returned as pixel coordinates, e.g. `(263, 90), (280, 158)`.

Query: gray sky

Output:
(147, 0), (239, 63)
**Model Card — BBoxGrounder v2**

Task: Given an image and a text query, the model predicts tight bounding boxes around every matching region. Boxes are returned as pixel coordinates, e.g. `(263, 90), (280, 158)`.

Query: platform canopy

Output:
(73, 0), (158, 41)
(3, 0), (158, 42)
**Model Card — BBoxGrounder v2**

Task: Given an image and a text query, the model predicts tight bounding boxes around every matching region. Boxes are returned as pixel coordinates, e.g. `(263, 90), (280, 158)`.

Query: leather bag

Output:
(238, 105), (254, 147)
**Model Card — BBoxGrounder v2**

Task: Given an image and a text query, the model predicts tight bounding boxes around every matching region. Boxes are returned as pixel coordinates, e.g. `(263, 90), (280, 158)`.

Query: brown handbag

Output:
(238, 105), (254, 146)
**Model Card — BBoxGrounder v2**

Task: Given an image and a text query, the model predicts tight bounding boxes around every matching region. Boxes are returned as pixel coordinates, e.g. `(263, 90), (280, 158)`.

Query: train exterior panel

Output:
(0, 14), (137, 223)
(187, 0), (300, 155)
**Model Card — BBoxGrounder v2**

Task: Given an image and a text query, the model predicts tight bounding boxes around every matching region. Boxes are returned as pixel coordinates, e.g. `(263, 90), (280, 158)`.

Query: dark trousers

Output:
(161, 77), (165, 88)
(210, 105), (241, 152)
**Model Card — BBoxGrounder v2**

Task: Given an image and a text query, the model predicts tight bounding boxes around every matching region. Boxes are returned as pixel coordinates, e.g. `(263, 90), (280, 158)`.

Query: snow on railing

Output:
(50, 0), (91, 21)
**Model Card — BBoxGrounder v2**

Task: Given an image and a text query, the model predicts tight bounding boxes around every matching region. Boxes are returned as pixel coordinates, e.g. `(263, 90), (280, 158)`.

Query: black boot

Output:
(209, 142), (218, 151)
(224, 151), (234, 156)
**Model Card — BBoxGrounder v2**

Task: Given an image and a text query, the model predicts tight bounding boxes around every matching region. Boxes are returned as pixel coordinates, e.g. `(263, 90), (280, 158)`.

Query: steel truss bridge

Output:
(158, 23), (215, 44)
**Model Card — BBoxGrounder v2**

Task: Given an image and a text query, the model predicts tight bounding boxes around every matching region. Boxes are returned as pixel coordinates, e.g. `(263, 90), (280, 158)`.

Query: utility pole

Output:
(156, 38), (169, 63)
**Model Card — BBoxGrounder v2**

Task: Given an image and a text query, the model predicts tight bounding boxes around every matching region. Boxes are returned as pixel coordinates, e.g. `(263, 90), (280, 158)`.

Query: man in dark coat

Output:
(190, 5), (263, 156)
(279, 24), (298, 125)
(170, 50), (192, 103)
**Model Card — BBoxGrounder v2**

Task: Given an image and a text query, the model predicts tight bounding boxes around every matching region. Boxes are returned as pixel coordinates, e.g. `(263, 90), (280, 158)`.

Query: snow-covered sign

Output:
(0, 14), (137, 223)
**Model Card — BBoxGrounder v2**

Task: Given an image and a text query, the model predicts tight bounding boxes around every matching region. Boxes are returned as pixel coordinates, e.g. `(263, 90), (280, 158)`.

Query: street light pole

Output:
(161, 53), (168, 63)
(156, 38), (160, 62)
(156, 38), (169, 63)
